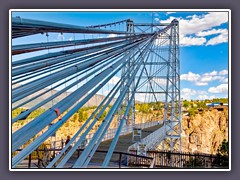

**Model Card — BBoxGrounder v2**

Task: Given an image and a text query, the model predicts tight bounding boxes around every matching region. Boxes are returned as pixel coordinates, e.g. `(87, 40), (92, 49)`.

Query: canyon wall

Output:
(181, 107), (228, 154)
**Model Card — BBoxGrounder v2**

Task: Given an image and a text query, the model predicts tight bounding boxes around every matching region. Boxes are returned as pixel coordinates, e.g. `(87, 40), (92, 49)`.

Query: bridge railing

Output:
(129, 150), (229, 168)
(50, 120), (161, 149)
(15, 148), (228, 168)
(15, 148), (155, 168)
(128, 121), (164, 151)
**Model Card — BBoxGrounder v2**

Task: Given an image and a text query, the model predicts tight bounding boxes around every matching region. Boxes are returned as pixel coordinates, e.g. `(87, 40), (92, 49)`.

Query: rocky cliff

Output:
(181, 107), (228, 154)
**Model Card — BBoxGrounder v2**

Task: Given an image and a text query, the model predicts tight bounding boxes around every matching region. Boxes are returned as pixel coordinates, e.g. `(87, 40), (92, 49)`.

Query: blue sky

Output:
(11, 11), (229, 101)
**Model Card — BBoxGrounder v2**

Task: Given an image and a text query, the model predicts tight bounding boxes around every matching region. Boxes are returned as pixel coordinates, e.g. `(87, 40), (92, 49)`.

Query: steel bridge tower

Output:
(119, 19), (135, 128)
(133, 20), (181, 153)
(162, 19), (181, 153)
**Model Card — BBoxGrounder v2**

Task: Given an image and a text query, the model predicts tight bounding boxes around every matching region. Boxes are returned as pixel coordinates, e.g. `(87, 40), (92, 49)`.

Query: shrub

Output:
(188, 108), (196, 116)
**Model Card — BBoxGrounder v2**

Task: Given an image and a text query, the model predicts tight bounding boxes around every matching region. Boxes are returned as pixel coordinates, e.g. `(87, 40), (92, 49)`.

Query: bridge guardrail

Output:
(129, 150), (229, 168)
(128, 121), (164, 151)
(50, 120), (161, 149)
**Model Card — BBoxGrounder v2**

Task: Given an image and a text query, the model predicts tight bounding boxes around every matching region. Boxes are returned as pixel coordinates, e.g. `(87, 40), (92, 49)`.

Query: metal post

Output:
(28, 154), (32, 168)
(119, 153), (122, 168)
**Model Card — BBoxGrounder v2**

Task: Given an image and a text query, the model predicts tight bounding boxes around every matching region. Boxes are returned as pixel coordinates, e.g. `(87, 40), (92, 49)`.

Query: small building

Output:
(206, 102), (228, 108)
(206, 102), (222, 108)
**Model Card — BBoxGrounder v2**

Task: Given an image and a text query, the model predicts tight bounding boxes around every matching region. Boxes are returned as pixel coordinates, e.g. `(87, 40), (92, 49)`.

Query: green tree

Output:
(188, 108), (196, 116)
(135, 104), (140, 111)
(212, 98), (228, 104)
(70, 113), (79, 122)
(196, 101), (207, 109)
(216, 139), (229, 167)
(217, 139), (228, 157)
(78, 109), (88, 122)
(139, 103), (151, 113)
(183, 100), (190, 109)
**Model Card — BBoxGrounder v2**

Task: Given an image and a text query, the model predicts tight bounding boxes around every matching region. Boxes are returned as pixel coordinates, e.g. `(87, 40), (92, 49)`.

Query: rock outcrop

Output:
(181, 107), (228, 154)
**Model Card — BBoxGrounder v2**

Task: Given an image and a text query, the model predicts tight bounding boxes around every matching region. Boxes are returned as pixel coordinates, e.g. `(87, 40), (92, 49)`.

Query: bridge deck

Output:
(15, 124), (163, 168)
(70, 124), (163, 165)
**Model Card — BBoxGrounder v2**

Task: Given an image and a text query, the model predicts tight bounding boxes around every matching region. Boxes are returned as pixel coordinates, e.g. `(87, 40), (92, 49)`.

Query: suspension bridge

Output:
(11, 16), (182, 169)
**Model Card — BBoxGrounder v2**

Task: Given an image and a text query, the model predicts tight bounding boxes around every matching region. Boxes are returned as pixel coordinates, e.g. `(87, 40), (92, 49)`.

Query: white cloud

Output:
(68, 37), (73, 41)
(180, 35), (206, 46)
(213, 76), (226, 81)
(161, 12), (228, 36)
(180, 72), (201, 82)
(108, 76), (120, 85)
(154, 17), (160, 22)
(181, 70), (228, 86)
(220, 78), (228, 83)
(135, 93), (146, 102)
(203, 70), (218, 76)
(179, 12), (228, 36)
(201, 75), (224, 83)
(197, 94), (216, 100)
(182, 88), (196, 100)
(152, 78), (167, 86)
(160, 12), (228, 46)
(182, 87), (226, 100)
(206, 30), (228, 46)
(200, 76), (213, 82)
(182, 88), (196, 94)
(182, 88), (207, 100)
(208, 84), (228, 93)
(196, 28), (228, 37)
(219, 69), (228, 75)
(195, 82), (208, 86)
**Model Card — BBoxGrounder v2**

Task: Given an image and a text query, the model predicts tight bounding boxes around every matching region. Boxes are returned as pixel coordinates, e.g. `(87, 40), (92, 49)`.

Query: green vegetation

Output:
(188, 108), (196, 116)
(77, 108), (88, 122)
(182, 98), (228, 117)
(212, 98), (228, 104)
(12, 107), (26, 119)
(215, 139), (229, 167)
(28, 108), (46, 119)
(136, 103), (157, 113)
(12, 98), (228, 129)
(183, 100), (191, 109)
(12, 108), (46, 127)
(138, 103), (152, 113)
(12, 108), (46, 119)
(217, 139), (228, 157)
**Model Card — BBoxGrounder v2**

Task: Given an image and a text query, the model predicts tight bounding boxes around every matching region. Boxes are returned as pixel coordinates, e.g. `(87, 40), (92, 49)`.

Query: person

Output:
(65, 135), (71, 146)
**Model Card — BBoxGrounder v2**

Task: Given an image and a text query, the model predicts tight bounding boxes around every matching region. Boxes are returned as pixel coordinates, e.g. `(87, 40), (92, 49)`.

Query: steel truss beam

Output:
(12, 17), (133, 38)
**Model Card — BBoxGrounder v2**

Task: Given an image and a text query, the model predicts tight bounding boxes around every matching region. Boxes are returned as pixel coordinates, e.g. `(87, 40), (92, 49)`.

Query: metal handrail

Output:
(128, 121), (164, 151)
(51, 120), (161, 149)
(15, 148), (154, 168)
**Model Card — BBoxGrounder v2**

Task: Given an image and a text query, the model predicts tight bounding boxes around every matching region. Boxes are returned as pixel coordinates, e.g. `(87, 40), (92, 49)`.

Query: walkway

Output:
(71, 124), (163, 165)
(15, 123), (163, 168)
